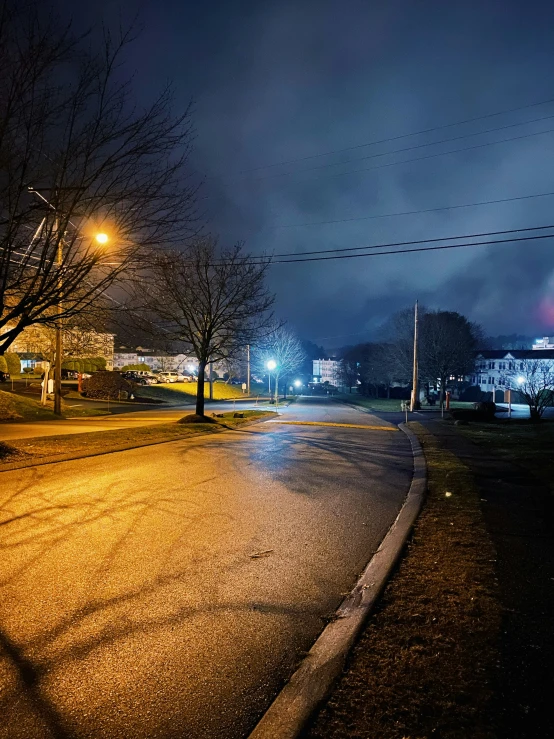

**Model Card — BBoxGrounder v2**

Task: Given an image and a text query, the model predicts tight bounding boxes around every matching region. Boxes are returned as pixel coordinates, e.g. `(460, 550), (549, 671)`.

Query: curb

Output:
(248, 422), (427, 739)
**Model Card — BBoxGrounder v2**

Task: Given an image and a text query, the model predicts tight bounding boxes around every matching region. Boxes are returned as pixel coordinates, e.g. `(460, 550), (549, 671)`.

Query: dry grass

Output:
(306, 422), (502, 739)
(458, 419), (554, 493)
(0, 410), (275, 467)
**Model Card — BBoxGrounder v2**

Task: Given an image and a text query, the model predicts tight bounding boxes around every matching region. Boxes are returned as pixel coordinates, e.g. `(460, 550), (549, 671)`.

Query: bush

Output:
(122, 363), (151, 372)
(0, 356), (7, 373)
(23, 366), (34, 374)
(82, 371), (134, 400)
(5, 353), (20, 375)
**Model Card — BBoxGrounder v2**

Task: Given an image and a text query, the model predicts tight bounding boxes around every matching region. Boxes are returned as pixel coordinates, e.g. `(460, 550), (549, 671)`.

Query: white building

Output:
(532, 337), (554, 350)
(113, 348), (198, 373)
(469, 350), (554, 398)
(313, 358), (341, 386)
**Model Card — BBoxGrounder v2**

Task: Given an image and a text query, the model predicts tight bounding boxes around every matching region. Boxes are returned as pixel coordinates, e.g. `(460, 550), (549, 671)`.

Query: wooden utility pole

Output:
(246, 344), (250, 395)
(54, 219), (63, 415)
(410, 300), (419, 412)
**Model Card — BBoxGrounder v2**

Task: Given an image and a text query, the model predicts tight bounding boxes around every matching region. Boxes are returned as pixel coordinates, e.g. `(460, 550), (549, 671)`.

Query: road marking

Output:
(267, 421), (398, 431)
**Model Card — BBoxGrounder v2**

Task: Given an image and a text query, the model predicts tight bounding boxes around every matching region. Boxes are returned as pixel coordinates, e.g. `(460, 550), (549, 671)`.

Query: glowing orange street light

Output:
(95, 232), (109, 244)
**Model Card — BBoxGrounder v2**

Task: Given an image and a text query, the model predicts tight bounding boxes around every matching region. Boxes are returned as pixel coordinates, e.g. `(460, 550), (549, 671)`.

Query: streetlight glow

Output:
(267, 359), (277, 371)
(517, 376), (525, 385)
(95, 232), (109, 244)
(294, 380), (301, 387)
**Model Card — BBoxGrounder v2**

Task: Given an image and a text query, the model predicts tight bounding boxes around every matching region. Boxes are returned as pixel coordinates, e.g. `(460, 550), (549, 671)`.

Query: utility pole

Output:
(54, 218), (63, 415)
(246, 344), (251, 395)
(410, 300), (419, 412)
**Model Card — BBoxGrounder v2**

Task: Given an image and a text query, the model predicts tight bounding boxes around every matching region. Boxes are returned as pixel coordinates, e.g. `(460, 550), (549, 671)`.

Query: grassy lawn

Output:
(0, 410), (276, 465)
(139, 381), (249, 404)
(0, 389), (109, 421)
(308, 422), (501, 739)
(457, 419), (554, 493)
(0, 390), (62, 422)
(335, 394), (405, 411)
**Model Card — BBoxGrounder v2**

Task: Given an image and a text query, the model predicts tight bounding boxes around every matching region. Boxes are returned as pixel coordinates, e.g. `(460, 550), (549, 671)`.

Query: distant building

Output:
(113, 347), (198, 373)
(532, 337), (554, 350)
(7, 325), (115, 370)
(312, 358), (341, 386)
(469, 350), (554, 397)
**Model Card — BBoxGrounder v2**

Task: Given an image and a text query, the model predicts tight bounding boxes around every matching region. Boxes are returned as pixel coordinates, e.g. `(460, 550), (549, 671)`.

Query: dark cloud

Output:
(56, 0), (554, 343)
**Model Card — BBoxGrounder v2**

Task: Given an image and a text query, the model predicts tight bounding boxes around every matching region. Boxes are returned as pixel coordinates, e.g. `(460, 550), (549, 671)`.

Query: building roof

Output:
(476, 349), (554, 360)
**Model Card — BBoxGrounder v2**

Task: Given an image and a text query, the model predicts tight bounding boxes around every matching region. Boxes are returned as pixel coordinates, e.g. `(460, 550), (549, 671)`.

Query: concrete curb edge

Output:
(248, 421), (427, 739)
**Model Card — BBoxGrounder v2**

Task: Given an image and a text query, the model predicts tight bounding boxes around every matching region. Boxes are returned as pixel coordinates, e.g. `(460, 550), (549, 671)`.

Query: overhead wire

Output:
(232, 111), (554, 182)
(269, 189), (554, 230)
(242, 125), (554, 184)
(263, 231), (554, 264)
(234, 94), (554, 174)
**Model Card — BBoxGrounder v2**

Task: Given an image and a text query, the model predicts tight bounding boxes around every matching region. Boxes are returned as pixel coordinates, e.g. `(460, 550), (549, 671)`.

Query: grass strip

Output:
(0, 410), (275, 467)
(457, 419), (554, 494)
(306, 422), (502, 739)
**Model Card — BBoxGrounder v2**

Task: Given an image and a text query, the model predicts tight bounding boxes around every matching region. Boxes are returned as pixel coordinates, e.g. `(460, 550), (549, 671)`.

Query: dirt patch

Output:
(305, 422), (502, 739)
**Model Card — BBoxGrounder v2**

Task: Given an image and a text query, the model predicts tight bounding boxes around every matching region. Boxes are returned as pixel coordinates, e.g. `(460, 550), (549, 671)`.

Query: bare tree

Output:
(508, 358), (554, 420)
(382, 307), (482, 405)
(139, 237), (274, 417)
(0, 1), (197, 354)
(336, 346), (359, 393)
(419, 311), (483, 405)
(255, 326), (305, 400)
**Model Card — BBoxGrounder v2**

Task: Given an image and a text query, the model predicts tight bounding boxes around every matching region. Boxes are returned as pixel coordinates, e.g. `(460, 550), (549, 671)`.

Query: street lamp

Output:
(267, 359), (276, 397)
(28, 187), (112, 414)
(294, 379), (302, 389)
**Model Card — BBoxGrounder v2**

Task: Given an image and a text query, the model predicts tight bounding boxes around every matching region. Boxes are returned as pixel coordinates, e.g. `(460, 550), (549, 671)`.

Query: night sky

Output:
(58, 0), (554, 345)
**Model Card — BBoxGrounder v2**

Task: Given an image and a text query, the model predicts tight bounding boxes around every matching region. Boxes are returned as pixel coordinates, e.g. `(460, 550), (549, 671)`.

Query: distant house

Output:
(7, 325), (115, 369)
(532, 337), (554, 350)
(470, 350), (554, 397)
(113, 347), (198, 373)
(312, 358), (341, 386)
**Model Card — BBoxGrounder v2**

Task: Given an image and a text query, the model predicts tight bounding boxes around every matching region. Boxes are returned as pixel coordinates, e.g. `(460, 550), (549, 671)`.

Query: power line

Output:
(270, 190), (554, 230)
(245, 125), (554, 184)
(263, 231), (554, 264)
(234, 94), (554, 174)
(234, 112), (554, 182)
(265, 223), (554, 259)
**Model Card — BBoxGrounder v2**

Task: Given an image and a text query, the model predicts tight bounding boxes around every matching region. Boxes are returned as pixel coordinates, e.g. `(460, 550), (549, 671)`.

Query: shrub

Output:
(82, 371), (134, 400)
(0, 356), (8, 373)
(5, 353), (21, 375)
(121, 363), (151, 372)
(23, 366), (34, 374)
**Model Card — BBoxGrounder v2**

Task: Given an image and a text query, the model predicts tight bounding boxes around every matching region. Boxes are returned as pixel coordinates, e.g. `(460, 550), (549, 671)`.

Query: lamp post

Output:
(267, 359), (276, 400)
(28, 187), (109, 415)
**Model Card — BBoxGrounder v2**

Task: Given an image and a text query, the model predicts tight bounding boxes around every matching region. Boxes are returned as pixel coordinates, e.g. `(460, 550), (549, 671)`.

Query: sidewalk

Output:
(306, 419), (554, 739)
(423, 419), (554, 737)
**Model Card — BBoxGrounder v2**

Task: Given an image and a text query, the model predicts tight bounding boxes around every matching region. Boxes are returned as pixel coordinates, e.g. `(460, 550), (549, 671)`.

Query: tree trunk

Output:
(196, 360), (206, 416)
(387, 385), (391, 399)
(349, 384), (353, 393)
(275, 373), (279, 403)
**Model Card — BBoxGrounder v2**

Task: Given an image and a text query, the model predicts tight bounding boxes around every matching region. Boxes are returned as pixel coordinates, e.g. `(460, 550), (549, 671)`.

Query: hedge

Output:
(81, 371), (135, 400)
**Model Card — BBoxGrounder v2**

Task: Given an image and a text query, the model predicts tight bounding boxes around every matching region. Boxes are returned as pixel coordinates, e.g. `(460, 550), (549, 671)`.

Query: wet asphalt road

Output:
(0, 396), (413, 739)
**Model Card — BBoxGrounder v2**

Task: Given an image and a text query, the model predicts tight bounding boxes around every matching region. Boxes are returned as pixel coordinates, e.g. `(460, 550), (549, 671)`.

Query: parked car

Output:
(144, 375), (159, 385)
(158, 371), (186, 383)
